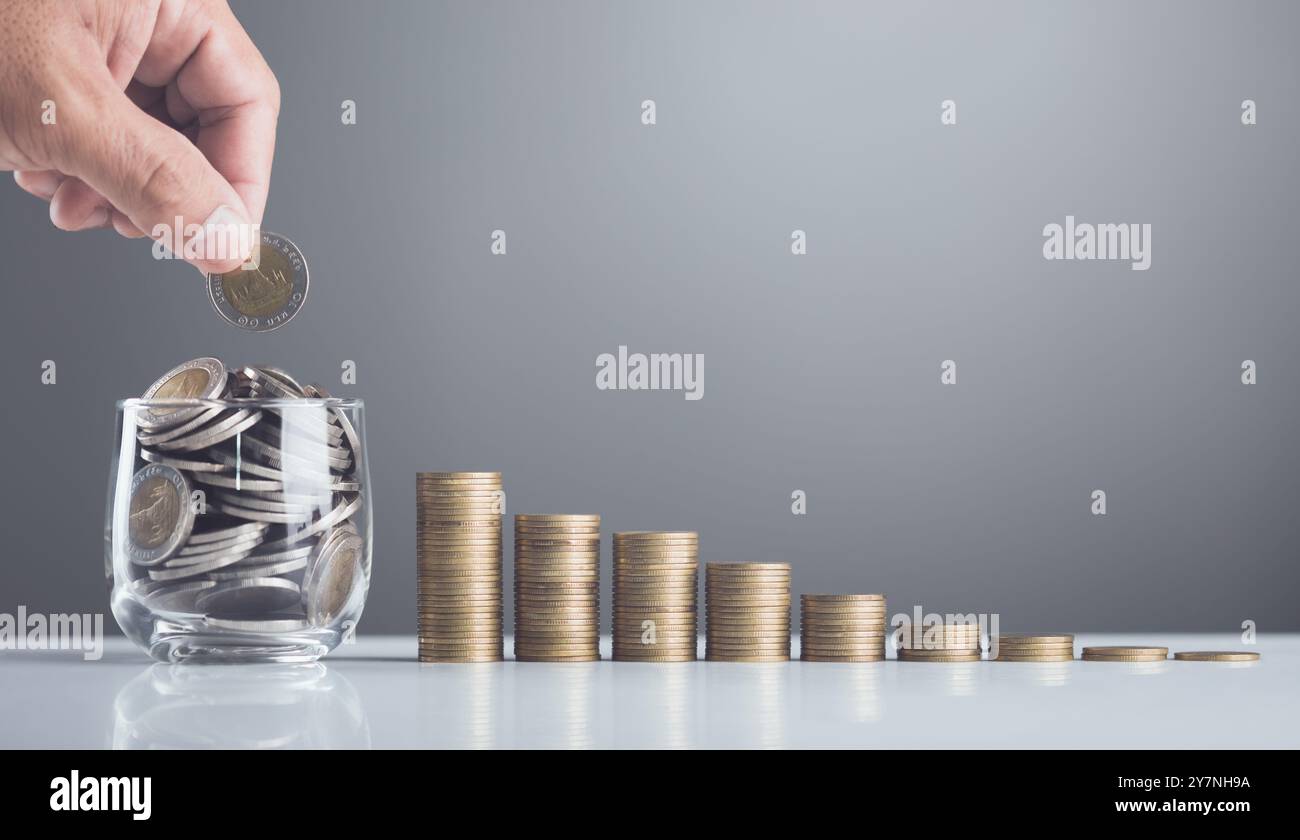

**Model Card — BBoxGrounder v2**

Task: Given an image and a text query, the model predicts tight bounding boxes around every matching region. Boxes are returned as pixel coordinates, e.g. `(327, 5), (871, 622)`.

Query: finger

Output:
(49, 177), (111, 230)
(51, 79), (256, 273)
(111, 209), (147, 238)
(13, 170), (64, 201)
(136, 0), (280, 226)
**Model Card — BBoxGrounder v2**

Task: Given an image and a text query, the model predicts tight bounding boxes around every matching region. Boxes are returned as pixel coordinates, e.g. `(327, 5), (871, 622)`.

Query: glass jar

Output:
(106, 395), (371, 663)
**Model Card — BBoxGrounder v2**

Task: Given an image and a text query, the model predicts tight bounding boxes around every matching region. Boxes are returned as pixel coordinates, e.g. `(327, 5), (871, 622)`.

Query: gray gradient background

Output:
(1, 0), (1297, 634)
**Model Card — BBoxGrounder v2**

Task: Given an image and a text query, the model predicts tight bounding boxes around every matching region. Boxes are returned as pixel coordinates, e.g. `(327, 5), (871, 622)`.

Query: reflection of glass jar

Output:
(113, 663), (370, 748)
(106, 396), (371, 663)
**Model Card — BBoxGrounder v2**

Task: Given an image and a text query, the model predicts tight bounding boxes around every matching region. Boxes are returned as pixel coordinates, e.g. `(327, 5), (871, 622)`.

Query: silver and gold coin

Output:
(207, 231), (309, 332)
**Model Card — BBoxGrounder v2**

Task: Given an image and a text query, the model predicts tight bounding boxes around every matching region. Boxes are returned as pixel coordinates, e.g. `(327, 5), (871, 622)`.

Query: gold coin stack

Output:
(612, 532), (698, 662)
(513, 514), (601, 662)
(897, 621), (982, 662)
(993, 633), (1075, 661)
(799, 594), (887, 662)
(705, 563), (791, 662)
(1081, 645), (1168, 662)
(416, 472), (503, 663)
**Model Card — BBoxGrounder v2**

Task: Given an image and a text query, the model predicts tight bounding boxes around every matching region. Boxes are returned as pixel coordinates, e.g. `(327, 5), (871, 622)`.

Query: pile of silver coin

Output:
(122, 358), (366, 634)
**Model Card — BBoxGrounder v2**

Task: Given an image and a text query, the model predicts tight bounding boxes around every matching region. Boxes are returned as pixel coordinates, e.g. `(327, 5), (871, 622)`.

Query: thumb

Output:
(53, 85), (257, 275)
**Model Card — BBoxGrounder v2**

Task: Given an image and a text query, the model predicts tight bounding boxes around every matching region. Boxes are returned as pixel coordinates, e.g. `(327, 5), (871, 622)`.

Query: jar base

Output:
(146, 631), (332, 664)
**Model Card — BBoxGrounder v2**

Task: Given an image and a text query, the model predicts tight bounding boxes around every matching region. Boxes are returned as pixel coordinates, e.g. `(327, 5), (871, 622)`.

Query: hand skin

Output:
(0, 0), (279, 273)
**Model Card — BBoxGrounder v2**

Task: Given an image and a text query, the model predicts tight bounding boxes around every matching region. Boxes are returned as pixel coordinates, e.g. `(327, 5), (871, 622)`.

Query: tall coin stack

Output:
(513, 514), (601, 662)
(897, 621), (982, 662)
(705, 563), (791, 662)
(993, 633), (1075, 662)
(799, 594), (887, 662)
(416, 472), (503, 663)
(612, 532), (699, 662)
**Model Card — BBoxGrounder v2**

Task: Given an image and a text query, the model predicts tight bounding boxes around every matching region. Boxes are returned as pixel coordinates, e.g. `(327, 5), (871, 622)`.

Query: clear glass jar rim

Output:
(118, 397), (363, 410)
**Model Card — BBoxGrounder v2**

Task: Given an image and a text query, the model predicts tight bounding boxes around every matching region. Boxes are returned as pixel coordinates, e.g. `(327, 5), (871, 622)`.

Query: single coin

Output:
(143, 580), (219, 613)
(305, 530), (364, 626)
(149, 547), (254, 581)
(185, 521), (269, 545)
(801, 654), (886, 663)
(993, 657), (1076, 665)
(208, 231), (309, 332)
(139, 448), (232, 473)
(244, 365), (307, 397)
(205, 615), (309, 633)
(237, 545), (315, 565)
(138, 357), (229, 430)
(705, 655), (790, 663)
(212, 491), (322, 517)
(997, 634), (1074, 645)
(1172, 651), (1260, 662)
(126, 463), (195, 566)
(515, 655), (601, 663)
(195, 576), (302, 615)
(165, 534), (264, 566)
(209, 555), (309, 580)
(801, 594), (886, 602)
(612, 530), (697, 539)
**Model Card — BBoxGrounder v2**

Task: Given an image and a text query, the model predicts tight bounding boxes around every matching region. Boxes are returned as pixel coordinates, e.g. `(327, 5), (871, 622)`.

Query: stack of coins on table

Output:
(705, 563), (791, 662)
(799, 594), (887, 662)
(416, 472), (504, 663)
(897, 621), (982, 662)
(513, 514), (601, 662)
(612, 532), (699, 662)
(1081, 645), (1168, 663)
(992, 633), (1075, 662)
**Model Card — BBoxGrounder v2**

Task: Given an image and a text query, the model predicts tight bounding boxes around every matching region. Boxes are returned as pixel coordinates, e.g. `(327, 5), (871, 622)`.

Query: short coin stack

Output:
(1173, 651), (1260, 662)
(897, 621), (982, 662)
(993, 633), (1075, 662)
(1081, 645), (1167, 662)
(799, 594), (887, 662)
(705, 563), (791, 662)
(513, 514), (601, 662)
(416, 472), (503, 663)
(612, 532), (699, 662)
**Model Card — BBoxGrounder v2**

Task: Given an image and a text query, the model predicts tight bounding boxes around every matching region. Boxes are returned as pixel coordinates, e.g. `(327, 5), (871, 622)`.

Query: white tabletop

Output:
(2, 634), (1291, 748)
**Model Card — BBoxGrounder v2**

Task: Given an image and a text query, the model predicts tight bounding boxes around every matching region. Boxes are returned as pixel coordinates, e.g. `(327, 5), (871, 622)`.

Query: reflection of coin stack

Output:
(513, 514), (601, 662)
(897, 621), (982, 662)
(416, 472), (503, 663)
(993, 633), (1075, 662)
(799, 594), (887, 662)
(705, 563), (791, 662)
(612, 532), (698, 662)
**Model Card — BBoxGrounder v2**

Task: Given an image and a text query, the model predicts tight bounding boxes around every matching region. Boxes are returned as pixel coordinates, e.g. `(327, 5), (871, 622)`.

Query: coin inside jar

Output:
(126, 464), (195, 566)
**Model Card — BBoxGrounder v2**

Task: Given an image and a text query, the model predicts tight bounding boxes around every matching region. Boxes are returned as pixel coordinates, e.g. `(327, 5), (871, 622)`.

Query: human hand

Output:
(0, 0), (279, 273)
